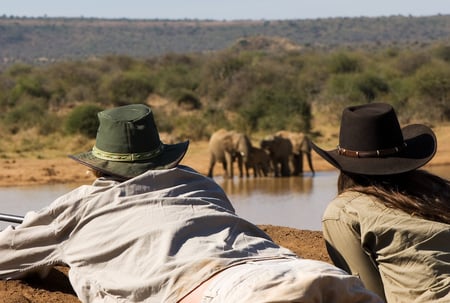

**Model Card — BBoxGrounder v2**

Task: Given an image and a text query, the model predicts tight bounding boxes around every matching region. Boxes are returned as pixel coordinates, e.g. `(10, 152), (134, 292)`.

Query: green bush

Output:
(172, 113), (210, 140)
(200, 51), (246, 101)
(100, 70), (154, 106)
(10, 74), (50, 103)
(6, 63), (33, 77)
(153, 54), (201, 98)
(3, 98), (48, 134)
(324, 74), (365, 104)
(65, 104), (103, 138)
(238, 88), (311, 133)
(415, 65), (450, 101)
(356, 73), (389, 101)
(434, 44), (450, 62)
(395, 52), (430, 75)
(328, 52), (362, 74)
(172, 89), (202, 110)
(413, 64), (450, 121)
(46, 62), (102, 105)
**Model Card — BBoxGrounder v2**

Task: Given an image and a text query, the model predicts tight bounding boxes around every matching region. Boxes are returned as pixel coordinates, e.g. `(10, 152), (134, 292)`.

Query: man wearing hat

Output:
(312, 102), (450, 302)
(0, 104), (382, 303)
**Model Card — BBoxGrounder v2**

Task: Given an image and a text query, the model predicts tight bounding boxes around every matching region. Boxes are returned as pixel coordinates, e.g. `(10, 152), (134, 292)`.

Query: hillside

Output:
(1, 15), (449, 66)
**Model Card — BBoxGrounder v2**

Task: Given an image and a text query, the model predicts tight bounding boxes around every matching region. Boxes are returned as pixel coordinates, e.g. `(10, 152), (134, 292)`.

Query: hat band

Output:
(92, 144), (164, 162)
(337, 142), (407, 158)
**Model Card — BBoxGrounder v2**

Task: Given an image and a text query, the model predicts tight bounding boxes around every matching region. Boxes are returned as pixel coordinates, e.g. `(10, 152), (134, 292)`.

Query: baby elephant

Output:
(260, 135), (293, 177)
(245, 147), (271, 177)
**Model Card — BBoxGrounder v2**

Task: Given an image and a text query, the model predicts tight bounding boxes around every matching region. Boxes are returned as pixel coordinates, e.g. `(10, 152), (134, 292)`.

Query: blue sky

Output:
(1, 0), (449, 20)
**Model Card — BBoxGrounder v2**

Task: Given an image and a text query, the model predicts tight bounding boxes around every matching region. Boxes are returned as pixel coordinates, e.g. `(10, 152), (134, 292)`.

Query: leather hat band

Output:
(337, 142), (407, 158)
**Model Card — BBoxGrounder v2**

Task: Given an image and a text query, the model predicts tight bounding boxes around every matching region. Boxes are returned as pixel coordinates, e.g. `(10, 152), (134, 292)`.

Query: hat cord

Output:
(337, 142), (407, 158)
(92, 144), (164, 162)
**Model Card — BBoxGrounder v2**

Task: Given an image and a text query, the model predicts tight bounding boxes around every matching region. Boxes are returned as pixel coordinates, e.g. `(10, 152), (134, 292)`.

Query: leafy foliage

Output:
(413, 64), (450, 120)
(356, 73), (389, 101)
(3, 98), (48, 134)
(328, 53), (362, 74)
(100, 70), (154, 106)
(0, 37), (448, 150)
(65, 104), (103, 138)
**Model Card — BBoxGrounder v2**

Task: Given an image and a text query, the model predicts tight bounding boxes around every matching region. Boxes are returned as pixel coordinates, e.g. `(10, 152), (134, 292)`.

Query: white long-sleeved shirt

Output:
(0, 166), (297, 302)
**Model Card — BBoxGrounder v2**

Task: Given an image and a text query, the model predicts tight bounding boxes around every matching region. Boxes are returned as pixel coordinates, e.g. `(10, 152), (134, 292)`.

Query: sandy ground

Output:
(1, 124), (449, 187)
(0, 125), (449, 302)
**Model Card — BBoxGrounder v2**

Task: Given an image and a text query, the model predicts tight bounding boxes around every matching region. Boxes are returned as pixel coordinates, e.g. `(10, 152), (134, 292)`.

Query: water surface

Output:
(216, 171), (337, 230)
(1, 165), (448, 231)
(0, 172), (335, 230)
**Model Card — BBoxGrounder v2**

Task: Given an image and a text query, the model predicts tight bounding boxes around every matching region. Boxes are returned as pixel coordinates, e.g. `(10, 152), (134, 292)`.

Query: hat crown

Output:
(95, 104), (161, 155)
(339, 103), (404, 152)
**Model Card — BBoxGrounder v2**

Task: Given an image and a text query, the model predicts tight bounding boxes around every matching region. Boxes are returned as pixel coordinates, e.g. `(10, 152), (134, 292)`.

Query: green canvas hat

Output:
(69, 104), (189, 180)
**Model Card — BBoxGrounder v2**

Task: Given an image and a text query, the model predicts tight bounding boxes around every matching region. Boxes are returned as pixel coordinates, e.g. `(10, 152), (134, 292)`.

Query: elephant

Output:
(245, 146), (271, 177)
(260, 135), (293, 177)
(207, 129), (252, 178)
(276, 130), (315, 176)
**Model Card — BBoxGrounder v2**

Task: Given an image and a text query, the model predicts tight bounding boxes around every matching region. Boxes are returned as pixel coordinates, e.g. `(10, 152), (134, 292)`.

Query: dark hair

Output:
(338, 170), (450, 224)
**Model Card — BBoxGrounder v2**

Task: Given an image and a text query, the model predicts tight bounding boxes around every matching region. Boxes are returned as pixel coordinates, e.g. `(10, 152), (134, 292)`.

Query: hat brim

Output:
(69, 141), (189, 180)
(311, 124), (437, 175)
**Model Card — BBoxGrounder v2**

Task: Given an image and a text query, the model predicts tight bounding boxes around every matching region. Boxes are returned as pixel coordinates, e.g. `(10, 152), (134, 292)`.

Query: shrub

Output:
(172, 113), (210, 141)
(356, 73), (389, 101)
(323, 74), (365, 104)
(10, 74), (50, 102)
(396, 52), (430, 75)
(3, 98), (48, 134)
(413, 65), (450, 121)
(173, 89), (202, 110)
(434, 44), (450, 62)
(238, 88), (311, 133)
(100, 70), (154, 106)
(65, 104), (103, 138)
(5, 63), (33, 77)
(200, 51), (246, 100)
(328, 52), (362, 74)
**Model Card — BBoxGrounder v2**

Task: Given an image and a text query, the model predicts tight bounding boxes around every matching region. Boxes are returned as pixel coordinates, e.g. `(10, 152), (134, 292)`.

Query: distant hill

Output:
(1, 15), (449, 66)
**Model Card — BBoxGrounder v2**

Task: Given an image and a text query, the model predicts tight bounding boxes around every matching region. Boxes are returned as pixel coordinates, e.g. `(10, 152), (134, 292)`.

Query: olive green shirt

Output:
(323, 191), (450, 303)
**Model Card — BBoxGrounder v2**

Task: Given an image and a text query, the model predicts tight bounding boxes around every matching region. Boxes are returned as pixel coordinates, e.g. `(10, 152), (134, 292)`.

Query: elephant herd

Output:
(207, 129), (315, 179)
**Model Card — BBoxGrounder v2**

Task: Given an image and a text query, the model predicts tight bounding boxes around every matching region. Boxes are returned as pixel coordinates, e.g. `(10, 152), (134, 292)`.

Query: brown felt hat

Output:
(311, 103), (437, 175)
(69, 104), (189, 180)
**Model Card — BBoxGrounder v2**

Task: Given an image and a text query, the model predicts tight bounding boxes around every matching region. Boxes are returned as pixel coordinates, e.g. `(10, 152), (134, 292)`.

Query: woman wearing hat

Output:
(0, 104), (382, 303)
(312, 102), (450, 302)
